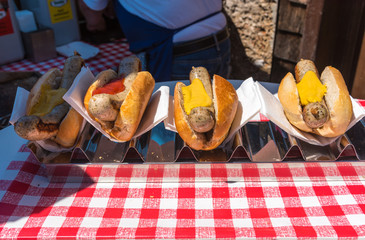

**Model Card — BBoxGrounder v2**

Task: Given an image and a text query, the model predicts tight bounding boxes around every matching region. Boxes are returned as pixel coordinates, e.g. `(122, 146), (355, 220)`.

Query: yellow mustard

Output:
(296, 71), (327, 106)
(181, 78), (212, 115)
(29, 84), (67, 116)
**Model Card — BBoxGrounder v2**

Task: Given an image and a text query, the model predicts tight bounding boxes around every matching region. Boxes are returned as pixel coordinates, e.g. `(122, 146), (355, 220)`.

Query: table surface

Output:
(1, 126), (365, 239)
(0, 39), (132, 76)
(1, 40), (365, 239)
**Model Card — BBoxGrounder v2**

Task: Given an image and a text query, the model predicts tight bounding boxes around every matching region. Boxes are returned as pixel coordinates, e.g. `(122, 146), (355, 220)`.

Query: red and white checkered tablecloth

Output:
(0, 143), (364, 239)
(1, 40), (365, 238)
(0, 39), (132, 76)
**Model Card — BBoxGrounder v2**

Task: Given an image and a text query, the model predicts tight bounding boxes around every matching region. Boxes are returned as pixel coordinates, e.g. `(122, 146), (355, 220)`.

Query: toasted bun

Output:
(313, 66), (352, 137)
(278, 72), (312, 133)
(174, 75), (238, 150)
(26, 68), (62, 115)
(84, 70), (155, 141)
(54, 108), (84, 147)
(278, 62), (353, 137)
(111, 71), (155, 141)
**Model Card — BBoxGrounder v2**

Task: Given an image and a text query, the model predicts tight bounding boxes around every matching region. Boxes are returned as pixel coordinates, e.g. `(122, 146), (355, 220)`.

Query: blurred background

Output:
(0, 0), (364, 128)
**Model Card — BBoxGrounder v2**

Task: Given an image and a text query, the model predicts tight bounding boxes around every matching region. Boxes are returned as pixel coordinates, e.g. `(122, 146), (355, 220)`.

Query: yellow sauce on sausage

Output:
(296, 71), (327, 106)
(181, 78), (212, 115)
(28, 84), (67, 116)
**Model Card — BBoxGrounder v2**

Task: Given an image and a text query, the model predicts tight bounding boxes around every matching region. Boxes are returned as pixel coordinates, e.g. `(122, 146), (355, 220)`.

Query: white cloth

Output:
(83, 0), (226, 43)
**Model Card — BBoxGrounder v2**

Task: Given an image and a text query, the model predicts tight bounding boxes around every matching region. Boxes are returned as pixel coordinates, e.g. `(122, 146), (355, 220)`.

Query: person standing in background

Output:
(79, 0), (231, 82)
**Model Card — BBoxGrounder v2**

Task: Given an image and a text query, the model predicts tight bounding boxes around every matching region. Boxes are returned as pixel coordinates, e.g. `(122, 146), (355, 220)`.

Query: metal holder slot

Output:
(28, 118), (365, 165)
(24, 118), (365, 183)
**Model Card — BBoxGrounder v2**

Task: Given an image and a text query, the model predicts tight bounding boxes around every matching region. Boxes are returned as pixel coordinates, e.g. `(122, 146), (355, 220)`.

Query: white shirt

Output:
(83, 0), (226, 43)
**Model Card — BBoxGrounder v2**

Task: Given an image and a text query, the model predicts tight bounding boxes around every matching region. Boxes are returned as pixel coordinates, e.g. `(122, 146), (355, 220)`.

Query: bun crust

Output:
(84, 70), (155, 141)
(174, 75), (238, 150)
(26, 68), (62, 115)
(314, 66), (352, 137)
(111, 71), (155, 141)
(55, 108), (84, 147)
(278, 60), (353, 138)
(278, 72), (312, 133)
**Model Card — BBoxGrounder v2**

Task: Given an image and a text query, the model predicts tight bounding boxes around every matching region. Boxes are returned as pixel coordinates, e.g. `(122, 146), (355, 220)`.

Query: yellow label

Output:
(181, 78), (212, 115)
(296, 71), (327, 106)
(48, 0), (73, 24)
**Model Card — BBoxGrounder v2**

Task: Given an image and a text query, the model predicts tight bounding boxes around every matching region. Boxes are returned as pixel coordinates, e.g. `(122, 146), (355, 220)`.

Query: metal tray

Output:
(25, 81), (365, 182)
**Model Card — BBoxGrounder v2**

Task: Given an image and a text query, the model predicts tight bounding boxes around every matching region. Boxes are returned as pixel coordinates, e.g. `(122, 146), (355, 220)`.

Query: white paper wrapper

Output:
(164, 78), (261, 144)
(63, 67), (170, 142)
(254, 81), (365, 146)
(56, 41), (100, 60)
(223, 78), (261, 144)
(9, 87), (86, 153)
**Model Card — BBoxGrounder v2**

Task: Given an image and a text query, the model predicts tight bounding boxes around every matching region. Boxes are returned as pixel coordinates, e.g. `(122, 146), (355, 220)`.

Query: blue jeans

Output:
(171, 37), (231, 80)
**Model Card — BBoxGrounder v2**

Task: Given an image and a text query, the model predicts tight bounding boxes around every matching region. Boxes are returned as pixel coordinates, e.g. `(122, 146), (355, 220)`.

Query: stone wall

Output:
(223, 0), (278, 81)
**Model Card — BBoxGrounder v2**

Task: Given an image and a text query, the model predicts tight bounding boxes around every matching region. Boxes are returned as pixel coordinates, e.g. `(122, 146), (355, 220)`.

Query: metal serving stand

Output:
(25, 81), (365, 182)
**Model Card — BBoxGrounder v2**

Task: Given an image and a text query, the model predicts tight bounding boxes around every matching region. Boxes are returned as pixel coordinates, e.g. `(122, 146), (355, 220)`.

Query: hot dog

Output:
(84, 55), (155, 141)
(174, 67), (238, 150)
(278, 59), (353, 138)
(14, 52), (84, 147)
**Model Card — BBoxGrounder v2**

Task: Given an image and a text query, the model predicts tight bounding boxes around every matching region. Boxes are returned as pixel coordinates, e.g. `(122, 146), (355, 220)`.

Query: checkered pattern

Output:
(1, 42), (365, 238)
(0, 145), (365, 239)
(0, 39), (132, 75)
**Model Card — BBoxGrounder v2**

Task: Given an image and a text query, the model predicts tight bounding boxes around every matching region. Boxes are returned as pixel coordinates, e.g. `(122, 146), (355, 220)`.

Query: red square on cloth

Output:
(212, 187), (230, 198)
(0, 203), (16, 216)
(178, 187), (195, 198)
(140, 209), (160, 219)
(31, 206), (52, 217)
(18, 227), (42, 238)
(144, 188), (162, 199)
(305, 166), (325, 177)
(8, 180), (29, 194)
(57, 227), (80, 237)
(66, 206), (88, 218)
(215, 227), (236, 238)
(279, 186), (299, 197)
(293, 226), (317, 238)
(42, 188), (63, 197)
(179, 165), (195, 178)
(109, 187), (129, 198)
(313, 186), (334, 196)
(254, 227), (276, 238)
(177, 209), (195, 219)
(322, 206), (345, 216)
(214, 209), (233, 219)
(333, 226), (358, 238)
(75, 187), (96, 198)
(103, 208), (124, 218)
(135, 227), (157, 238)
(347, 185), (365, 195)
(249, 208), (270, 218)
(246, 187), (265, 198)
(285, 207), (307, 218)
(175, 227), (195, 238)
(96, 227), (118, 237)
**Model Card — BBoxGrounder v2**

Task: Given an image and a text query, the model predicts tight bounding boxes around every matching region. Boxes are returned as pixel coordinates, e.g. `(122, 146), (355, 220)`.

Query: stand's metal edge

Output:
(26, 118), (364, 168)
